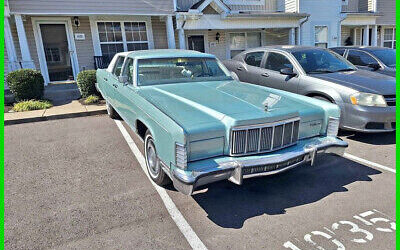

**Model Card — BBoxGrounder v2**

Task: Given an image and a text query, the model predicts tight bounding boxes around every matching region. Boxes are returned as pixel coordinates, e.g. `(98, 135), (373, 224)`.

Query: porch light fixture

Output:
(73, 16), (80, 27)
(216, 32), (220, 43)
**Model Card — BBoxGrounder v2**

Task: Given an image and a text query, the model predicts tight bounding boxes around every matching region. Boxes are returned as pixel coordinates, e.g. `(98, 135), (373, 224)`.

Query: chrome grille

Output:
(230, 118), (300, 156)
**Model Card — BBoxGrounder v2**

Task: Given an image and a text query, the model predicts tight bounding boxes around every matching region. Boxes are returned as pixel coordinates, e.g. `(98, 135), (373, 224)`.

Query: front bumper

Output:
(341, 104), (395, 133)
(171, 136), (348, 195)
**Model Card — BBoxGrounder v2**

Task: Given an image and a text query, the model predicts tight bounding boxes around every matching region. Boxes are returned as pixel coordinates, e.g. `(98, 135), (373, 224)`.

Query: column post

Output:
(363, 25), (370, 46)
(165, 15), (176, 49)
(14, 14), (35, 68)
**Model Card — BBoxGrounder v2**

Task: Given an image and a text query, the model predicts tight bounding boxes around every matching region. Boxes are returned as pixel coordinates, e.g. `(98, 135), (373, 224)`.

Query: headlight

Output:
(175, 143), (187, 169)
(327, 117), (340, 137)
(350, 92), (387, 107)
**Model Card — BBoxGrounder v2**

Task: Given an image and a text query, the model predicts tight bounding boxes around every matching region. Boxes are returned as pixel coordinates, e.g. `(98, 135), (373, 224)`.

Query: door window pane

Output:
(98, 21), (150, 67)
(244, 52), (264, 67)
(347, 50), (376, 66)
(113, 56), (125, 76)
(265, 52), (293, 72)
(122, 58), (134, 84)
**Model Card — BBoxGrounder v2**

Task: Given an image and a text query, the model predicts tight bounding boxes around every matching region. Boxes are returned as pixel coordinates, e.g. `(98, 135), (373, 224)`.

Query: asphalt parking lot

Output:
(5, 115), (396, 249)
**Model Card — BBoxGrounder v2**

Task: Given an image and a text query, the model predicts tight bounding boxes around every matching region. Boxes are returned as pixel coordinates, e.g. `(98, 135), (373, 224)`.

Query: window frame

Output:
(314, 25), (329, 48)
(95, 19), (153, 62)
(228, 32), (262, 59)
(383, 27), (396, 49)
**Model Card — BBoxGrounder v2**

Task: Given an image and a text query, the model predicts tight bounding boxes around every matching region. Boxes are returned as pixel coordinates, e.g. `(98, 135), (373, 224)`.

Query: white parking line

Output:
(343, 153), (396, 174)
(114, 120), (208, 250)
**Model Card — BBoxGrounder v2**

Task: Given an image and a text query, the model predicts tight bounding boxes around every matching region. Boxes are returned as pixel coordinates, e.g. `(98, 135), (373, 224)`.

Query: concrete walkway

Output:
(5, 100), (107, 125)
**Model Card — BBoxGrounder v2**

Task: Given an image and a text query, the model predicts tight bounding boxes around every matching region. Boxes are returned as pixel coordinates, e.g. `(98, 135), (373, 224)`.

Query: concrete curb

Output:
(5, 109), (107, 125)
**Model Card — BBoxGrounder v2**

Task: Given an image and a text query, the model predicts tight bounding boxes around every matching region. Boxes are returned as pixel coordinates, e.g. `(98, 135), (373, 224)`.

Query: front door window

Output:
(187, 35), (205, 53)
(40, 24), (73, 82)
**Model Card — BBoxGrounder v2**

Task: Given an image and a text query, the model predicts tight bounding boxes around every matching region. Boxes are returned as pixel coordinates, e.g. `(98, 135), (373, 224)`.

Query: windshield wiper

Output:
(335, 68), (356, 72)
(307, 70), (335, 74)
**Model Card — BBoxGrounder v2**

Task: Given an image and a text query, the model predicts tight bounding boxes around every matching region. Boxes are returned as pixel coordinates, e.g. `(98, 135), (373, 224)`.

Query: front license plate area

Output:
(242, 156), (305, 176)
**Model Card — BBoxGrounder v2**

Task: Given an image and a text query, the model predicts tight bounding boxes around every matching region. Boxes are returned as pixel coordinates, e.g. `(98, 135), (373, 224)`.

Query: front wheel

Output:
(106, 100), (120, 119)
(144, 130), (171, 186)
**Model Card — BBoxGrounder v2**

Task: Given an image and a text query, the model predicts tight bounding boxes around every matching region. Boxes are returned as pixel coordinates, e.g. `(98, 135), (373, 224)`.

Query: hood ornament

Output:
(264, 102), (269, 112)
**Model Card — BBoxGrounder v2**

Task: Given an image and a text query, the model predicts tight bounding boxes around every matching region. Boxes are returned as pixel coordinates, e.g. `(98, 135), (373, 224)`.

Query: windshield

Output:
(292, 49), (357, 74)
(370, 49), (396, 67)
(137, 57), (232, 86)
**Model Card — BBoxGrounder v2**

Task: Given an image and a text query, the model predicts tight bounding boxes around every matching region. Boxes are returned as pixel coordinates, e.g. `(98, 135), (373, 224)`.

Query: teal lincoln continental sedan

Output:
(96, 49), (348, 195)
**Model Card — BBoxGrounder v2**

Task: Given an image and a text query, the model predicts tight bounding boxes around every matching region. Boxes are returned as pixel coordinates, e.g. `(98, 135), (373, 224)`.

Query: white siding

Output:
(9, 0), (174, 15)
(341, 26), (352, 45)
(342, 0), (359, 12)
(151, 17), (169, 49)
(285, 0), (298, 12)
(299, 0), (342, 47)
(177, 0), (279, 12)
(376, 0), (395, 25)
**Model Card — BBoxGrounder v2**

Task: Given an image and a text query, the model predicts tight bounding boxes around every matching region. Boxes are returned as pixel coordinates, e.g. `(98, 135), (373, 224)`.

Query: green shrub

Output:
(83, 95), (100, 105)
(7, 69), (44, 101)
(77, 70), (98, 98)
(13, 100), (52, 112)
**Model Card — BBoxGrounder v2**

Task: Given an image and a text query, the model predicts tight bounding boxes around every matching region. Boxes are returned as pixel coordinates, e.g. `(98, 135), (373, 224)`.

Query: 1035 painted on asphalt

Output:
(283, 209), (396, 250)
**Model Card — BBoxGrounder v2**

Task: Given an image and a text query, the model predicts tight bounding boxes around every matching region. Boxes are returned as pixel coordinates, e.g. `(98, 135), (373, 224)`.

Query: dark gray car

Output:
(330, 46), (396, 77)
(223, 46), (395, 133)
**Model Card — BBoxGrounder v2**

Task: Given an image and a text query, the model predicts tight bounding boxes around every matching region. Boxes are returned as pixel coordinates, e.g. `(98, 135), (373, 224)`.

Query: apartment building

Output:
(341, 0), (395, 48)
(175, 0), (309, 59)
(4, 0), (176, 85)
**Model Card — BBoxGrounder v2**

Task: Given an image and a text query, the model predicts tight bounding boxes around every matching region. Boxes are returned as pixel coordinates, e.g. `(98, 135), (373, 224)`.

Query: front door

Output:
(39, 24), (74, 82)
(187, 35), (205, 53)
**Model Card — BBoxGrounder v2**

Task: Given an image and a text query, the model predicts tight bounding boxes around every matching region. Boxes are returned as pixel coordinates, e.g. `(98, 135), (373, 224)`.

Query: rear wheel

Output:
(144, 130), (171, 186)
(106, 100), (120, 119)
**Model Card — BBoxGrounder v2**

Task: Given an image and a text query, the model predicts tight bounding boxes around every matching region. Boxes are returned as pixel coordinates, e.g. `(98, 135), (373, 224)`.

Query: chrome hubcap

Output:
(146, 139), (159, 178)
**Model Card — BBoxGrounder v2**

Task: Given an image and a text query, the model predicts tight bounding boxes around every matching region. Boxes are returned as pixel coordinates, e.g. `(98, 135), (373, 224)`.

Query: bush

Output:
(13, 100), (52, 112)
(7, 69), (45, 101)
(83, 95), (100, 105)
(77, 70), (98, 98)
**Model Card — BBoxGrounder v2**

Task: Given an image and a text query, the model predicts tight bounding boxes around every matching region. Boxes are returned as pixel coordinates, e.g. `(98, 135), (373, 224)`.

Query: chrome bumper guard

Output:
(171, 137), (348, 195)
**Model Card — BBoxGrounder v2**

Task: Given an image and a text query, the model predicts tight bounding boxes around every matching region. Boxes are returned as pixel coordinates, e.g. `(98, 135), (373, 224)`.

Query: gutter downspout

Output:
(298, 16), (309, 45)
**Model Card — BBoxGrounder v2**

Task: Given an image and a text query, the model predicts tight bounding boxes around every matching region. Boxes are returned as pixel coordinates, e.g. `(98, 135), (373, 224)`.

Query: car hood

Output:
(138, 81), (324, 133)
(311, 70), (396, 95)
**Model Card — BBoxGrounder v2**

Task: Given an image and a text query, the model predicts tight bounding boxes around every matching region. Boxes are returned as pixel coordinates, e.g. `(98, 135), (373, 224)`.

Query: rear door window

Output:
(347, 50), (377, 66)
(264, 52), (293, 72)
(331, 48), (346, 56)
(113, 56), (125, 76)
(244, 52), (264, 67)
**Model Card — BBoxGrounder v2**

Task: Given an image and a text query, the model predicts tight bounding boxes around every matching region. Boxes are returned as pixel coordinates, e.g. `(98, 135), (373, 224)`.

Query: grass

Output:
(13, 100), (53, 112)
(83, 95), (100, 105)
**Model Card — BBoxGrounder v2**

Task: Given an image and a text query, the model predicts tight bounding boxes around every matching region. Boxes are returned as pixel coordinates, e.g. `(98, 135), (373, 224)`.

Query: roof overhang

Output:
(341, 13), (380, 26)
(181, 13), (306, 30)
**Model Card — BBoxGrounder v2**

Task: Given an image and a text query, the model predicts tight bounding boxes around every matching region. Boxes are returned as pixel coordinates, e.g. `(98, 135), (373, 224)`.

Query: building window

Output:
(315, 26), (328, 48)
(229, 32), (261, 58)
(98, 21), (149, 64)
(383, 28), (396, 49)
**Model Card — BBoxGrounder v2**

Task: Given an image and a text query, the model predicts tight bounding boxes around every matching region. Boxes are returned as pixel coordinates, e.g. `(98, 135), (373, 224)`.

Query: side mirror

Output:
(118, 75), (129, 85)
(230, 71), (240, 81)
(280, 68), (297, 77)
(367, 63), (381, 71)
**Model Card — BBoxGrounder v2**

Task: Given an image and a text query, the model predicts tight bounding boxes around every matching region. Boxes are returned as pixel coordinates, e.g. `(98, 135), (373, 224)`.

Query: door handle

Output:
(237, 66), (244, 71)
(261, 72), (269, 77)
